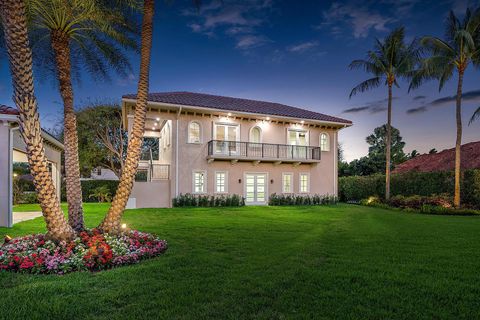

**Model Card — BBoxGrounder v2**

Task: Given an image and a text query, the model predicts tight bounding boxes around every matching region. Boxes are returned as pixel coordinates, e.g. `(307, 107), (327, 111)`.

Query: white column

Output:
(0, 121), (13, 227)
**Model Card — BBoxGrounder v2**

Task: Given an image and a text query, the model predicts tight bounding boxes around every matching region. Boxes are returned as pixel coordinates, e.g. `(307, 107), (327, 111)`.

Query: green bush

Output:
(172, 193), (245, 207)
(268, 193), (337, 206)
(18, 191), (38, 204)
(339, 169), (480, 209)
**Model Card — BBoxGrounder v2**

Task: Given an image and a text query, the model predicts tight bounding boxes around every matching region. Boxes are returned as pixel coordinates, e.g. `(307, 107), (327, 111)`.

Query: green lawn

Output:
(2, 204), (480, 319)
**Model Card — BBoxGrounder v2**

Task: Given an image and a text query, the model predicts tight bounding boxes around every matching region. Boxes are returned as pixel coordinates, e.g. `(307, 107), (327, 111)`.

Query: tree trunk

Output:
(454, 70), (464, 207)
(385, 84), (393, 201)
(99, 0), (155, 234)
(50, 30), (84, 231)
(0, 0), (75, 241)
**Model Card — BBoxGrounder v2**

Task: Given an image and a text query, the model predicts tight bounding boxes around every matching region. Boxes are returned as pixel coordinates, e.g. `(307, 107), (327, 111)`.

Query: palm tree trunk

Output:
(99, 0), (155, 234)
(454, 70), (464, 207)
(385, 84), (393, 200)
(50, 30), (84, 231)
(0, 0), (75, 241)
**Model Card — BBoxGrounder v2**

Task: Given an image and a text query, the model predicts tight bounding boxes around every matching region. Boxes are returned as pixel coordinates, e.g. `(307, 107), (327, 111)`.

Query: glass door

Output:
(287, 129), (308, 158)
(215, 124), (239, 155)
(245, 173), (267, 205)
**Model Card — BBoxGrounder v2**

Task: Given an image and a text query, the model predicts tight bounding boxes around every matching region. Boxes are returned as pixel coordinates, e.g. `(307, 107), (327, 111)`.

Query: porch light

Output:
(238, 179), (242, 184)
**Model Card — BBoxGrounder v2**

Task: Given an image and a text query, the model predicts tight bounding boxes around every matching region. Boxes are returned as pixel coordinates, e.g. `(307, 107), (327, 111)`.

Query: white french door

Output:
(214, 123), (239, 155)
(245, 173), (267, 205)
(287, 129), (308, 158)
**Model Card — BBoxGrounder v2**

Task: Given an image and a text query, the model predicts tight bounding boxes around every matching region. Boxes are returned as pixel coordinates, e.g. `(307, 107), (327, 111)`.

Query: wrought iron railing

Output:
(207, 140), (321, 161)
(136, 147), (170, 181)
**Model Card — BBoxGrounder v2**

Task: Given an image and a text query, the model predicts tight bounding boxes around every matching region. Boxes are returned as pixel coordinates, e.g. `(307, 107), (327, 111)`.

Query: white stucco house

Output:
(0, 105), (63, 227)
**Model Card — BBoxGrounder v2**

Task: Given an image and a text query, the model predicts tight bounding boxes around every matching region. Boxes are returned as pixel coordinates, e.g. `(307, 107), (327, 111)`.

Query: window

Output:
(193, 171), (206, 193)
(249, 126), (261, 143)
(215, 171), (227, 193)
(140, 137), (159, 161)
(320, 133), (330, 151)
(299, 173), (309, 193)
(282, 173), (293, 193)
(214, 123), (240, 154)
(287, 129), (308, 146)
(188, 121), (201, 143)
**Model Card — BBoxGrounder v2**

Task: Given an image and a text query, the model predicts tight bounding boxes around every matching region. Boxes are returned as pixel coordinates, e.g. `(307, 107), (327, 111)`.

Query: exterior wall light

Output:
(238, 179), (242, 184)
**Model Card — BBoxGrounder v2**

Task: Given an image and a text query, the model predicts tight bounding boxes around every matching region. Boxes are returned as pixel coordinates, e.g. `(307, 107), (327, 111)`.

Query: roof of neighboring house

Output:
(122, 91), (352, 125)
(393, 141), (480, 174)
(0, 104), (64, 150)
(0, 104), (20, 115)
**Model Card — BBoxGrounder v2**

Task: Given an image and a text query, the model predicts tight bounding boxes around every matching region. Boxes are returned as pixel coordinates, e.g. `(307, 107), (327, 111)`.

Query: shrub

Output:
(339, 169), (480, 209)
(19, 191), (38, 204)
(268, 193), (337, 206)
(173, 193), (245, 207)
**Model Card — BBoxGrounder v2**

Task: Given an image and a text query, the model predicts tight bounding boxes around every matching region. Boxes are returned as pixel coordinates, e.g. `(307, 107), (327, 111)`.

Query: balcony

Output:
(207, 140), (321, 164)
(136, 163), (170, 181)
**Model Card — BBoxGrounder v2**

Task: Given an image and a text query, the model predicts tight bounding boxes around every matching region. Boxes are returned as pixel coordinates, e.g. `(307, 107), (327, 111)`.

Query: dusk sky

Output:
(1, 0), (479, 161)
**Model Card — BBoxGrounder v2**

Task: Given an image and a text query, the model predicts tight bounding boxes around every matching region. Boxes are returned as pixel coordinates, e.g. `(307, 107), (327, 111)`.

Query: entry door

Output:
(245, 173), (267, 205)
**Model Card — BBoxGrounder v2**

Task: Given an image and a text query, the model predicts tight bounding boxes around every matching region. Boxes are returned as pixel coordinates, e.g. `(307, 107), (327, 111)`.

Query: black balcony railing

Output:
(207, 140), (321, 161)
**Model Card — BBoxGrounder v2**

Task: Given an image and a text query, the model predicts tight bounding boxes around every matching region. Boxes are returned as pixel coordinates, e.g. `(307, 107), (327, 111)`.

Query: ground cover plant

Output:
(2, 203), (480, 319)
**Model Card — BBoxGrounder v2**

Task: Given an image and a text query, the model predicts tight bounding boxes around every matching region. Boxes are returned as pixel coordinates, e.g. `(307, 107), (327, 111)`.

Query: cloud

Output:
(184, 0), (273, 51)
(406, 106), (428, 114)
(406, 89), (480, 115)
(342, 98), (394, 114)
(320, 2), (393, 38)
(287, 41), (319, 53)
(236, 35), (270, 49)
(412, 95), (426, 101)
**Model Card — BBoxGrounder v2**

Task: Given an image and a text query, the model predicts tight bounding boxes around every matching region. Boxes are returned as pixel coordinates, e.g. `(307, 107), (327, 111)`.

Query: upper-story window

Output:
(320, 132), (330, 151)
(287, 129), (308, 146)
(188, 121), (201, 143)
(249, 126), (262, 143)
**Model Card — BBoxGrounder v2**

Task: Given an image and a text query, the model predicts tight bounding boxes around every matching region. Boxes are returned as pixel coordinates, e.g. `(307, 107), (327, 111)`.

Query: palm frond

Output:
(349, 77), (381, 98)
(469, 106), (480, 125)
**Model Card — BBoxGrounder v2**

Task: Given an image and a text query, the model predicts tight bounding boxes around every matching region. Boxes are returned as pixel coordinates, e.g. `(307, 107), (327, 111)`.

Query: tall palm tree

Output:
(99, 0), (155, 234)
(0, 0), (75, 241)
(26, 0), (139, 231)
(349, 27), (420, 200)
(410, 8), (480, 207)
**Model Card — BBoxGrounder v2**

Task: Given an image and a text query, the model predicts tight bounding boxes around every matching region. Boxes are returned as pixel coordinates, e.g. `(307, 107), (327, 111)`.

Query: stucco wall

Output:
(175, 114), (338, 198)
(0, 123), (12, 226)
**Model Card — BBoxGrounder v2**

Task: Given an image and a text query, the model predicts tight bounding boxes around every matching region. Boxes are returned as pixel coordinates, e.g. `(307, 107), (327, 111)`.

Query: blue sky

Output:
(1, 0), (479, 161)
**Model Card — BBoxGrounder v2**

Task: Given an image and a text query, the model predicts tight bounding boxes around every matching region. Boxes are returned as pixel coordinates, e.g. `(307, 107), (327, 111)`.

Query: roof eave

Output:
(122, 98), (353, 127)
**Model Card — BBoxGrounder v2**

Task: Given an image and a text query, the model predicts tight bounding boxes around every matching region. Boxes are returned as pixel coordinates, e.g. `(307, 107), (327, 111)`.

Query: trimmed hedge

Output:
(61, 180), (119, 203)
(339, 170), (480, 208)
(269, 193), (337, 206)
(173, 193), (245, 207)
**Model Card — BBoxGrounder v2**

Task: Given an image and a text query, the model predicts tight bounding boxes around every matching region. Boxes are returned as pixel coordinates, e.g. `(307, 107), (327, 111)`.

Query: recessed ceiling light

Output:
(152, 127), (155, 130)
(154, 122), (157, 126)
(300, 120), (305, 124)
(227, 113), (232, 116)
(156, 117), (160, 121)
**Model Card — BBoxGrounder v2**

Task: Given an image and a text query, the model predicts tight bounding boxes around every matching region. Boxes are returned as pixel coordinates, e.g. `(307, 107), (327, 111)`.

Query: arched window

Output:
(320, 132), (330, 151)
(188, 121), (201, 143)
(249, 126), (262, 143)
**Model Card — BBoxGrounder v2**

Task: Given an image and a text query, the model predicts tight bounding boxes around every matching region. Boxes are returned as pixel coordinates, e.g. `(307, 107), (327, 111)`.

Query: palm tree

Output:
(349, 27), (420, 200)
(410, 8), (480, 207)
(0, 0), (75, 241)
(99, 0), (155, 234)
(26, 0), (139, 231)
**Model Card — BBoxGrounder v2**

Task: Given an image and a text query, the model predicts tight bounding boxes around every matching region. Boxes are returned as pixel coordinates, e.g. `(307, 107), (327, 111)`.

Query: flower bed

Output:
(0, 229), (167, 274)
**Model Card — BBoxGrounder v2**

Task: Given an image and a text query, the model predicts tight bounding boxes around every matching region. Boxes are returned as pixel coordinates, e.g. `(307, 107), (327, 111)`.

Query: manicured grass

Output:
(2, 204), (480, 319)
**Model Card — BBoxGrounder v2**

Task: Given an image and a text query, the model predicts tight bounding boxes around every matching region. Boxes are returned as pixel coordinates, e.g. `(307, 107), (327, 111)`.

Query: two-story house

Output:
(121, 92), (352, 208)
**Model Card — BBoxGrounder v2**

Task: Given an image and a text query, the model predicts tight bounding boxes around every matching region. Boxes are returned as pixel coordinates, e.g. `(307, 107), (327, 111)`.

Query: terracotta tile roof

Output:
(122, 91), (352, 124)
(0, 105), (19, 115)
(393, 141), (480, 173)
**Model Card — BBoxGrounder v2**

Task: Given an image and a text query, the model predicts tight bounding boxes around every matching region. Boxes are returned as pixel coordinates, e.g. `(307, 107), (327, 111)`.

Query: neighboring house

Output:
(393, 141), (480, 174)
(81, 167), (119, 181)
(122, 92), (352, 208)
(0, 105), (63, 227)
